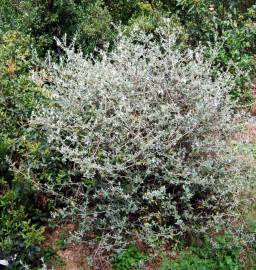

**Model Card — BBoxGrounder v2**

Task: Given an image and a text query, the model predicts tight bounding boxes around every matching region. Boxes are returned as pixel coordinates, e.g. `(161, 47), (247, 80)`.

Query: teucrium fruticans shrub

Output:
(31, 28), (251, 249)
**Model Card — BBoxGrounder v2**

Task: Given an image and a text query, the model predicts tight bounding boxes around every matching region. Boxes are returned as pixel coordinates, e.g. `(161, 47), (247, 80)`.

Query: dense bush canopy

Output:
(30, 29), (252, 250)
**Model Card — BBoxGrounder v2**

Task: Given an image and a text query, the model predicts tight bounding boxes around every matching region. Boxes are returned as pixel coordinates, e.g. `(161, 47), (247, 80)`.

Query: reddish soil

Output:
(43, 223), (92, 270)
(233, 123), (256, 144)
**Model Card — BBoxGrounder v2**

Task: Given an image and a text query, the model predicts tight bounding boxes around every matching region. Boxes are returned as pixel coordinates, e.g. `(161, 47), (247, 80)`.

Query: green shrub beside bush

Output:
(0, 188), (45, 266)
(160, 233), (255, 270)
(0, 30), (47, 267)
(113, 245), (146, 270)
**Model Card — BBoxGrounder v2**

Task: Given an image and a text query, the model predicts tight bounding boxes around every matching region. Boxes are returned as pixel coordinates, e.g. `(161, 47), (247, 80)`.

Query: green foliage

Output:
(56, 232), (68, 249)
(75, 0), (115, 54)
(0, 136), (12, 176)
(0, 0), (255, 88)
(104, 0), (140, 23)
(0, 30), (32, 181)
(0, 189), (45, 265)
(160, 0), (256, 100)
(0, 0), (115, 55)
(113, 245), (146, 270)
(0, 30), (40, 183)
(127, 3), (173, 33)
(161, 234), (243, 270)
(0, 30), (38, 136)
(0, 30), (47, 267)
(0, 0), (76, 52)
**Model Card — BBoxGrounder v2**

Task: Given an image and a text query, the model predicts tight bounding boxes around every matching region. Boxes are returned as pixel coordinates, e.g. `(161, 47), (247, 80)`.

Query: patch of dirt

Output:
(43, 223), (76, 249)
(232, 122), (256, 167)
(43, 223), (92, 270)
(143, 256), (162, 270)
(0, 186), (7, 196)
(56, 244), (91, 270)
(233, 123), (256, 144)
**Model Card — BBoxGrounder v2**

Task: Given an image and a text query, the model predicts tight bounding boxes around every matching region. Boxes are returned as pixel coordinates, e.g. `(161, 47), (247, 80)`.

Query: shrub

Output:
(126, 3), (187, 41)
(113, 244), (146, 270)
(30, 28), (252, 250)
(0, 30), (40, 182)
(0, 30), (47, 267)
(0, 188), (45, 266)
(75, 0), (115, 55)
(160, 233), (248, 270)
(0, 30), (37, 137)
(0, 0), (116, 55)
(104, 0), (139, 23)
(159, 1), (256, 101)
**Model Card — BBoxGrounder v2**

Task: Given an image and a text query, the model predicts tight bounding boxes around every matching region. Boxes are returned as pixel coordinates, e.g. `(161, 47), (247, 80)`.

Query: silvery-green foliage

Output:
(31, 28), (251, 249)
(20, 258), (55, 270)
